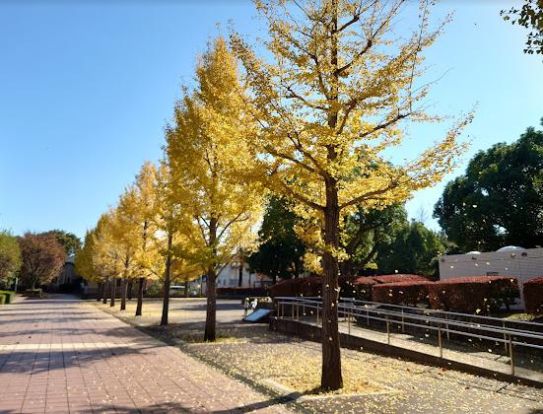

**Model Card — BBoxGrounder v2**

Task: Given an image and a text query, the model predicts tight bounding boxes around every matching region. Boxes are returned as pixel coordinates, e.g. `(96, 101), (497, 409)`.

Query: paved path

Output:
(0, 295), (292, 414)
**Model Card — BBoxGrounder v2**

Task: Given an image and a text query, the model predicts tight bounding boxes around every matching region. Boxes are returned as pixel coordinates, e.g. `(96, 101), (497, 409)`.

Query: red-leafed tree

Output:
(18, 232), (66, 290)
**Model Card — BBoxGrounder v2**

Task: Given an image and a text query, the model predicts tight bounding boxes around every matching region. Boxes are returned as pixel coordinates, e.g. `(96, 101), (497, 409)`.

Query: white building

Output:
(438, 246), (543, 308)
(216, 263), (254, 288)
(198, 262), (272, 295)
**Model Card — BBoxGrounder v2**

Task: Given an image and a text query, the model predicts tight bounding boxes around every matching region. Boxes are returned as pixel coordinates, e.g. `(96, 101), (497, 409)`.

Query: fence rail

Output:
(274, 296), (543, 378)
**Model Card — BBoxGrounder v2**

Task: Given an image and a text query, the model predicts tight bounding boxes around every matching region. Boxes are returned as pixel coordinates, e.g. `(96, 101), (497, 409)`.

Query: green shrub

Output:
(0, 291), (15, 304)
(0, 294), (6, 305)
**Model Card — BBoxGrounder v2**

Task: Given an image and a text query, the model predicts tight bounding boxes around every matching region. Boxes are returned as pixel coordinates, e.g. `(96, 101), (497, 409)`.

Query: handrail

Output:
(273, 296), (543, 378)
(340, 297), (543, 330)
(275, 296), (543, 332)
(273, 296), (543, 348)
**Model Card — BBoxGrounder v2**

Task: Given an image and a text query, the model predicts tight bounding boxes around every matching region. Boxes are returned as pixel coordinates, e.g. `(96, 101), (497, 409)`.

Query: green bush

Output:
(0, 294), (6, 305)
(0, 291), (15, 304)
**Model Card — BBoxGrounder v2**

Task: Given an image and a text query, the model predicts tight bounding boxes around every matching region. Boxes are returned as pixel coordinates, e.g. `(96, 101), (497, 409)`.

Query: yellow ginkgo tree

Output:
(91, 212), (125, 307)
(111, 189), (141, 311)
(75, 229), (103, 300)
(152, 161), (201, 326)
(121, 162), (162, 317)
(166, 38), (263, 341)
(232, 0), (472, 390)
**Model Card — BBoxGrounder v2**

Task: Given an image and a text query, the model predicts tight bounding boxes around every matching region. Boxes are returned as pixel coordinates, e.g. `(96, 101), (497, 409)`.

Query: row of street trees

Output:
(77, 0), (471, 390)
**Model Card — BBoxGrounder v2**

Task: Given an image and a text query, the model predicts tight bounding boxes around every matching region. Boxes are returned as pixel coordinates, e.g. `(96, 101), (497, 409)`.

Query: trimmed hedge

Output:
(268, 277), (322, 297)
(343, 274), (429, 301)
(0, 290), (15, 304)
(268, 274), (520, 314)
(524, 276), (543, 314)
(372, 281), (434, 306)
(370, 274), (429, 284)
(427, 276), (519, 314)
(269, 274), (429, 300)
(217, 287), (267, 298)
(340, 277), (376, 300)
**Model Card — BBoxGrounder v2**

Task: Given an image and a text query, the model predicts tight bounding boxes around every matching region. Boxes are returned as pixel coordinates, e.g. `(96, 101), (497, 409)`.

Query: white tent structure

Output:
(438, 246), (543, 309)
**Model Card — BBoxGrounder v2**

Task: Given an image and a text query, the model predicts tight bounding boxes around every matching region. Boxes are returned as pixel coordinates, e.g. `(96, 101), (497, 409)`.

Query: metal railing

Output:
(339, 297), (543, 334)
(274, 296), (543, 378)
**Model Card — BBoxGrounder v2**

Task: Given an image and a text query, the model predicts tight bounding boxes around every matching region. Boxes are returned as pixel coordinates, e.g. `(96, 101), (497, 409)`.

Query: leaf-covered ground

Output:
(162, 324), (543, 413)
(95, 299), (543, 413)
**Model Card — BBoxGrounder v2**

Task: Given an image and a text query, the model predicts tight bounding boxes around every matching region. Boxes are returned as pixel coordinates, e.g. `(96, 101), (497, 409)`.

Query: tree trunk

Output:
(161, 233), (173, 326)
(97, 283), (103, 302)
(238, 260), (243, 287)
(321, 185), (343, 390)
(204, 269), (217, 341)
(135, 277), (144, 316)
(184, 281), (189, 298)
(102, 280), (108, 304)
(110, 278), (116, 307)
(127, 280), (133, 300)
(204, 216), (218, 342)
(120, 278), (127, 311)
(319, 0), (343, 391)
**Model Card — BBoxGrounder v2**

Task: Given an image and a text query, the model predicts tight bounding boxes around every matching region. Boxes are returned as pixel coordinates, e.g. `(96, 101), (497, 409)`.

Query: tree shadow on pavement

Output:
(0, 344), (165, 375)
(47, 396), (295, 414)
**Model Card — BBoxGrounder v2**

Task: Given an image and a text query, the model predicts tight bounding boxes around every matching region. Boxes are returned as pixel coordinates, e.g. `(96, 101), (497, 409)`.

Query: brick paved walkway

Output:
(0, 295), (293, 413)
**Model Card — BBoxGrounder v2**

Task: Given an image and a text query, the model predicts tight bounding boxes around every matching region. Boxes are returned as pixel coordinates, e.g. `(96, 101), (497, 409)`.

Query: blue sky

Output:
(0, 0), (542, 239)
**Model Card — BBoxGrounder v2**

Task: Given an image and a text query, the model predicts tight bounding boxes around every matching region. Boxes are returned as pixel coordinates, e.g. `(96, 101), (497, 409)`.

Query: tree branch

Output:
(266, 145), (317, 174)
(286, 132), (326, 174)
(276, 177), (325, 211)
(216, 211), (250, 242)
(359, 112), (410, 139)
(195, 216), (210, 247)
(339, 181), (399, 210)
(285, 84), (328, 111)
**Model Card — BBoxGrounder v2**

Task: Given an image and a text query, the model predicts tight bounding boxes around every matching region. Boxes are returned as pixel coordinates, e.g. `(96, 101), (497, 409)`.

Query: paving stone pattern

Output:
(0, 296), (293, 414)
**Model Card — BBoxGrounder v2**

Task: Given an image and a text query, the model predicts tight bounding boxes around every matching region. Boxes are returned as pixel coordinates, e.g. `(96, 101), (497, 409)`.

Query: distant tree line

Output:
(434, 119), (543, 252)
(248, 197), (446, 280)
(0, 229), (80, 291)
